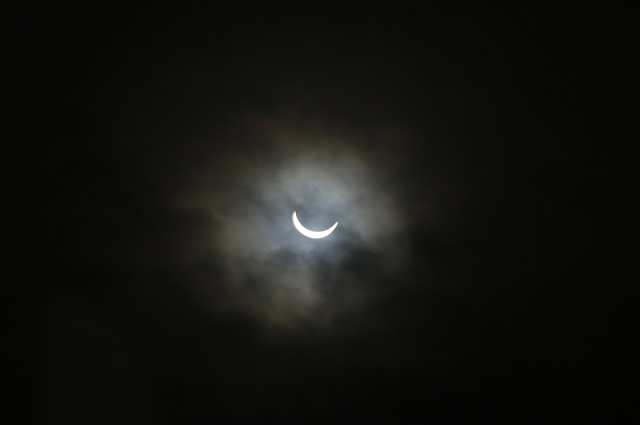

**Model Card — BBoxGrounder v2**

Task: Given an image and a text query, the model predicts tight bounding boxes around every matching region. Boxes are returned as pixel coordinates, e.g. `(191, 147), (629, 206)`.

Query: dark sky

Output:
(27, 6), (632, 424)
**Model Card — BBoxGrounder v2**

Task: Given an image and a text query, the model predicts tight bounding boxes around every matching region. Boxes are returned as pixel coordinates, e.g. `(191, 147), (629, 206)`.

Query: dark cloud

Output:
(31, 8), (629, 424)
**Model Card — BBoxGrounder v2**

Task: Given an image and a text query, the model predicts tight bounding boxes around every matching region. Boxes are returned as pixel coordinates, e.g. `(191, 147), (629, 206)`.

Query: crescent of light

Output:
(292, 211), (338, 239)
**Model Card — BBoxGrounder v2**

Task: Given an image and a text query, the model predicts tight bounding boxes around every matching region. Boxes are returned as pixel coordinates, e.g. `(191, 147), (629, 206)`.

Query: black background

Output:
(25, 5), (632, 424)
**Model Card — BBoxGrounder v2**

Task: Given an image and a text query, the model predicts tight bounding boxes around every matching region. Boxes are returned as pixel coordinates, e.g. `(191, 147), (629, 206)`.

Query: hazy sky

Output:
(31, 7), (630, 424)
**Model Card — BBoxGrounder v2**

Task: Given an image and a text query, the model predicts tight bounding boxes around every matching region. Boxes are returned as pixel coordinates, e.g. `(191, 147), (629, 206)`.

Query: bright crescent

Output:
(292, 211), (338, 239)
